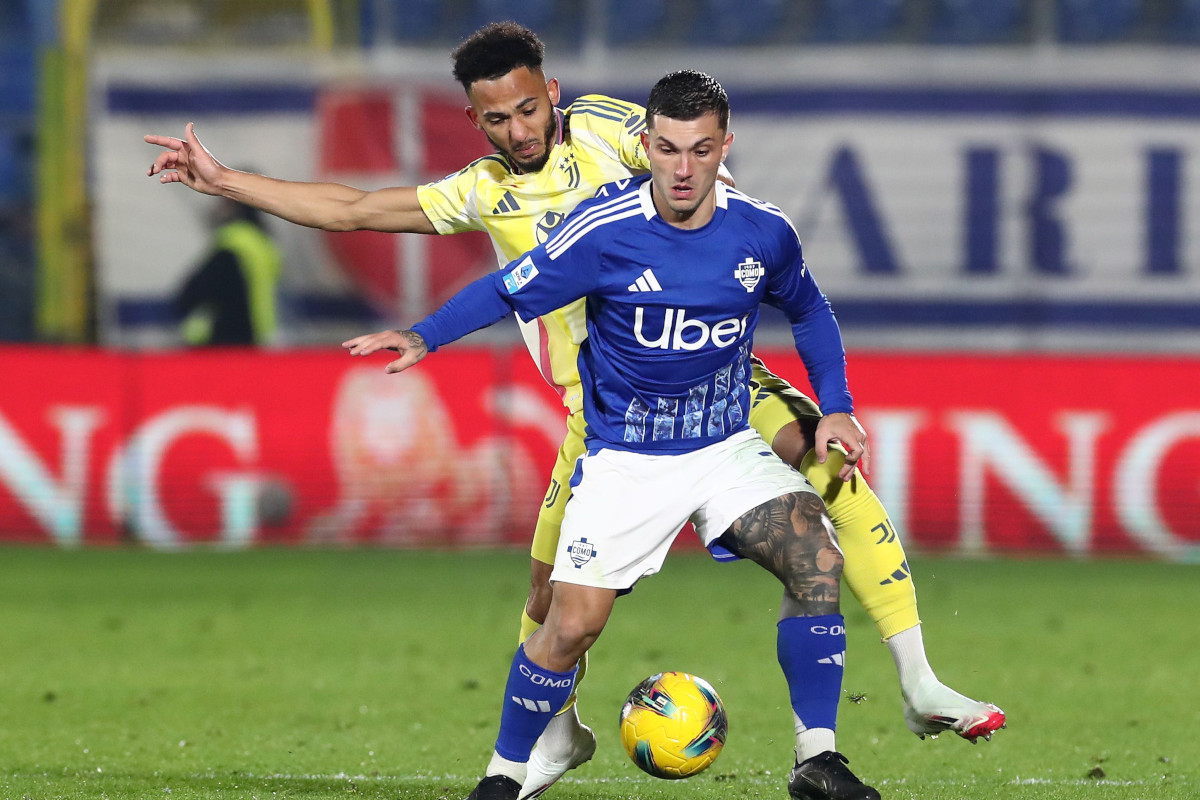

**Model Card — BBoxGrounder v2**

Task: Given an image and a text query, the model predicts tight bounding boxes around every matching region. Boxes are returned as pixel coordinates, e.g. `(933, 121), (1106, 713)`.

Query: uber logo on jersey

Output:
(634, 307), (748, 350)
(735, 257), (765, 292)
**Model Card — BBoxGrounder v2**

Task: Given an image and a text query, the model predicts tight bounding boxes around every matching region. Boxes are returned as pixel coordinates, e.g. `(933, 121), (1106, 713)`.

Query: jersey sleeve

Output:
(411, 221), (601, 351)
(566, 95), (650, 172)
(761, 214), (855, 415)
(415, 155), (506, 235)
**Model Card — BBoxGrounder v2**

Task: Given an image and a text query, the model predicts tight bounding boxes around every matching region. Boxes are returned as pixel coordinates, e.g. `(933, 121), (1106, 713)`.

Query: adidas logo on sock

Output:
(627, 269), (663, 292)
(817, 652), (845, 666)
(511, 696), (553, 712)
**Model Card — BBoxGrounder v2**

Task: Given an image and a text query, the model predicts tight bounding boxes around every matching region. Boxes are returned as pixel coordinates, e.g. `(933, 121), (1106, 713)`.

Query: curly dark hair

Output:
(451, 21), (545, 90)
(646, 70), (730, 130)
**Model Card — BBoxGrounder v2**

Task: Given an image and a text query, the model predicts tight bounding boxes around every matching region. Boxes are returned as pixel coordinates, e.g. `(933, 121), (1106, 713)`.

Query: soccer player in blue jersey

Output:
(346, 70), (882, 800)
(153, 21), (1002, 795)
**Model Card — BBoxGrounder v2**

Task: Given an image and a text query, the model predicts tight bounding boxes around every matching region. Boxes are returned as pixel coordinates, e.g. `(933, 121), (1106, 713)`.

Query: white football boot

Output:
(903, 676), (1007, 743)
(518, 705), (597, 799)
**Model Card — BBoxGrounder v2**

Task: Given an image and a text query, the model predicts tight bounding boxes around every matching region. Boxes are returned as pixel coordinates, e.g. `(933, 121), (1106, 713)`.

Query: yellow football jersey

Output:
(417, 94), (650, 414)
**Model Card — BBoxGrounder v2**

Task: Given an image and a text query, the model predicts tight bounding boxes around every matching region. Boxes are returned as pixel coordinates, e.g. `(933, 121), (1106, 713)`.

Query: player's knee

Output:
(782, 529), (843, 615)
(791, 496), (844, 579)
(542, 617), (600, 666)
(769, 420), (813, 469)
(799, 446), (848, 485)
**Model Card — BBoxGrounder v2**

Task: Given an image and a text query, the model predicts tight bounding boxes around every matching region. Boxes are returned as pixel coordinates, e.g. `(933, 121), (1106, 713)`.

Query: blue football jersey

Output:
(413, 175), (852, 454)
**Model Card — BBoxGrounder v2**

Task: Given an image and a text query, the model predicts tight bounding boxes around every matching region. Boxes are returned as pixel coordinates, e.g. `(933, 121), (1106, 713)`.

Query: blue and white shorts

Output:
(550, 428), (818, 591)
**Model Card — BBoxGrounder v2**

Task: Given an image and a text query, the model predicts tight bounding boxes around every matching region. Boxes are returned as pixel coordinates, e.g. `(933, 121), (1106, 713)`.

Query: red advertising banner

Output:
(2, 346), (1198, 559)
(0, 346), (560, 549)
(839, 351), (1200, 560)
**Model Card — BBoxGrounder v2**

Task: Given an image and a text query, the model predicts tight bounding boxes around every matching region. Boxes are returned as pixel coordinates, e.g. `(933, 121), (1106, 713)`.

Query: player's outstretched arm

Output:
(145, 123), (436, 234)
(813, 412), (870, 480)
(343, 329), (429, 374)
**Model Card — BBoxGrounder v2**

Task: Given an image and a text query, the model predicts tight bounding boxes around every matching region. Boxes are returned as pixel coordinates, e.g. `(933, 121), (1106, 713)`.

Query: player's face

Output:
(465, 67), (560, 174)
(642, 112), (732, 229)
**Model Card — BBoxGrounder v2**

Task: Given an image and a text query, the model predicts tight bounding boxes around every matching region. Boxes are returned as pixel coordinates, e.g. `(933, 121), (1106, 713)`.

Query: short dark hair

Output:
(451, 21), (545, 90)
(645, 70), (730, 131)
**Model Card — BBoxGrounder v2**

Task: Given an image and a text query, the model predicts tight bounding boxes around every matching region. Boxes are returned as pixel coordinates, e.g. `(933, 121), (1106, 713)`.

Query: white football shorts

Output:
(550, 428), (819, 591)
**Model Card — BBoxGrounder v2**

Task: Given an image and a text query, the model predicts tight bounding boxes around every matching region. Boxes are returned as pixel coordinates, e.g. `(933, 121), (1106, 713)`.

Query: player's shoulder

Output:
(427, 153), (511, 187)
(543, 176), (647, 256)
(575, 174), (646, 217)
(567, 94), (646, 121)
(723, 185), (786, 219)
(722, 185), (802, 248)
(565, 94), (646, 136)
(725, 186), (796, 227)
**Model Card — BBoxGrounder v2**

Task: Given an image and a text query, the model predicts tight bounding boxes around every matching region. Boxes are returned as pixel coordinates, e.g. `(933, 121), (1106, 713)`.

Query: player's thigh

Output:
(691, 429), (822, 548)
(550, 448), (696, 592)
(747, 357), (822, 464)
(531, 411), (588, 565)
(693, 431), (842, 610)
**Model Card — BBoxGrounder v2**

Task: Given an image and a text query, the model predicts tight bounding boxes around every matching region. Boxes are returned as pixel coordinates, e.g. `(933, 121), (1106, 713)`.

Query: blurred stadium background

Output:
(2, 0), (1200, 559)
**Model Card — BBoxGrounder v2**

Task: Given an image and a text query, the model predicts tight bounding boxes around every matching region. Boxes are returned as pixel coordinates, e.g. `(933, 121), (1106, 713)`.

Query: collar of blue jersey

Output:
(638, 177), (729, 220)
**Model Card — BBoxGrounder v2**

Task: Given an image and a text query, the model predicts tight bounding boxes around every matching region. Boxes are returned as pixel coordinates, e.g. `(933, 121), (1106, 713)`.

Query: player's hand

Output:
(814, 412), (870, 481)
(342, 329), (428, 373)
(144, 122), (227, 195)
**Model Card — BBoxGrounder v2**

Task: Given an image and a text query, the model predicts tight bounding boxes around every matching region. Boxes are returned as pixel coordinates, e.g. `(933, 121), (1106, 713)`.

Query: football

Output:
(618, 671), (728, 779)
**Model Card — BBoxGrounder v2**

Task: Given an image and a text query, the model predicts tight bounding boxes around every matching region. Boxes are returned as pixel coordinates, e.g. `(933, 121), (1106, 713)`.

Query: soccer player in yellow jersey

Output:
(147, 20), (1004, 797)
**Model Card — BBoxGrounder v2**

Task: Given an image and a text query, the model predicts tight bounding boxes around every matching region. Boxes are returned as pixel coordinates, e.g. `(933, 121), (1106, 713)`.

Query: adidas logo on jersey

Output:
(492, 192), (521, 214)
(627, 269), (663, 292)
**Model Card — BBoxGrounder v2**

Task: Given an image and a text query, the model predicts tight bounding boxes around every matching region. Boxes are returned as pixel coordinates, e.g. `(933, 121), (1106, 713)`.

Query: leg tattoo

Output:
(720, 492), (843, 615)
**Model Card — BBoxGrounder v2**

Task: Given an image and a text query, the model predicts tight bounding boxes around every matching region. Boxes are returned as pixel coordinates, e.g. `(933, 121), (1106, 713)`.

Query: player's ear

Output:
(464, 104), (481, 130)
(720, 131), (734, 161)
(546, 77), (560, 106)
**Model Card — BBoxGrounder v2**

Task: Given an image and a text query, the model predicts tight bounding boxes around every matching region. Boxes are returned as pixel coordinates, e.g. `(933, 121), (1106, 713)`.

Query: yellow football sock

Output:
(799, 449), (920, 640)
(519, 608), (541, 644)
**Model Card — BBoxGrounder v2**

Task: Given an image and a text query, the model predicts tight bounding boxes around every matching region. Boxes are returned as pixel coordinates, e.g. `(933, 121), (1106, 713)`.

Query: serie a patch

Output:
(503, 256), (539, 293)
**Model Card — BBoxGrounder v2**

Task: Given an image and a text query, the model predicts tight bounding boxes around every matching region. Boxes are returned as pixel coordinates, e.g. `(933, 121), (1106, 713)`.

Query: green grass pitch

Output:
(1, 547), (1196, 799)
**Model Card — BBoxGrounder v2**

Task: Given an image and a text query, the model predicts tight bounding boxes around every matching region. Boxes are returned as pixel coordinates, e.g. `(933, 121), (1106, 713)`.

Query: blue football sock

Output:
(777, 614), (846, 732)
(494, 644), (578, 762)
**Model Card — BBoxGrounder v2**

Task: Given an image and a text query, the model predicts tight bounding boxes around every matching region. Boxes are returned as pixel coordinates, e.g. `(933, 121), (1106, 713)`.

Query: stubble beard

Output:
(490, 111), (559, 174)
